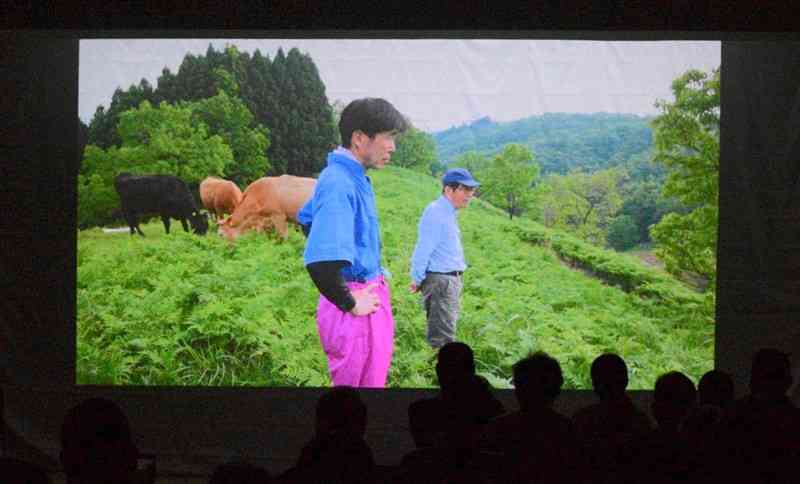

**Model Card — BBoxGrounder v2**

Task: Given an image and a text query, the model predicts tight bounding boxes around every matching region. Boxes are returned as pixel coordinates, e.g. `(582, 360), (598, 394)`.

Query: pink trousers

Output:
(316, 275), (395, 388)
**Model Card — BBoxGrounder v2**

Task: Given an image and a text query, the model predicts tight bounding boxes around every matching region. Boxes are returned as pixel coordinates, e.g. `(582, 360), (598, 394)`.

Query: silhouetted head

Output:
(513, 351), (564, 409)
(750, 348), (793, 399)
(315, 386), (367, 439)
(0, 458), (50, 484)
(436, 342), (476, 391)
(698, 369), (735, 407)
(189, 211), (209, 235)
(60, 397), (138, 483)
(591, 353), (629, 399)
(651, 371), (697, 431)
(209, 460), (272, 484)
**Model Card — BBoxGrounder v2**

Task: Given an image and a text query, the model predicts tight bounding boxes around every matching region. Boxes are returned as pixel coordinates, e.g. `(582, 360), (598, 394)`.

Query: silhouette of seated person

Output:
(721, 348), (800, 483)
(59, 397), (144, 484)
(0, 457), (51, 484)
(209, 460), (272, 484)
(479, 351), (585, 484)
(619, 371), (698, 484)
(400, 343), (506, 483)
(571, 353), (651, 484)
(285, 386), (375, 484)
(407, 342), (504, 449)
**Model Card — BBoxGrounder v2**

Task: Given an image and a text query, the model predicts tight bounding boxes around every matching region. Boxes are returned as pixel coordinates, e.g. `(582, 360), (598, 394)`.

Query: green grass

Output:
(76, 166), (713, 388)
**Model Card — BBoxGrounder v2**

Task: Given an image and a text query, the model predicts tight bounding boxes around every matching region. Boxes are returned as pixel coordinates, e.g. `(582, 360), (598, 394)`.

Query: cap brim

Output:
(461, 180), (480, 187)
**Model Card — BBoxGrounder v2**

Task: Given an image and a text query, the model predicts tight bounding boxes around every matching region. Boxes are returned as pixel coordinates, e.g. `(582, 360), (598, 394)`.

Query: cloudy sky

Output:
(80, 39), (720, 133)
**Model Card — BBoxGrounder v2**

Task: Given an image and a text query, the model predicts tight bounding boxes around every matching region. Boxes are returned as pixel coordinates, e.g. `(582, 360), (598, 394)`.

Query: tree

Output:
(478, 144), (539, 219)
(190, 89), (271, 186)
(607, 214), (640, 251)
(531, 168), (624, 245)
(454, 150), (489, 176)
(115, 100), (230, 182)
(649, 67), (720, 288)
(391, 126), (438, 173)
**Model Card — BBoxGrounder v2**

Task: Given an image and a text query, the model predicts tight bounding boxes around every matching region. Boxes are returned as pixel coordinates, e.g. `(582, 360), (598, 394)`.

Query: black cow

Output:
(114, 173), (209, 236)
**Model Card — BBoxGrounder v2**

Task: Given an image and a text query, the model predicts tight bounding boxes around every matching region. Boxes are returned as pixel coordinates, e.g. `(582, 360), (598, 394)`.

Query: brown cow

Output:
(200, 176), (243, 222)
(218, 175), (316, 241)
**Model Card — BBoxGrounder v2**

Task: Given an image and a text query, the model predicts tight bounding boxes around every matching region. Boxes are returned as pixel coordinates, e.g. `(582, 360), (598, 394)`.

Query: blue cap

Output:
(442, 168), (480, 187)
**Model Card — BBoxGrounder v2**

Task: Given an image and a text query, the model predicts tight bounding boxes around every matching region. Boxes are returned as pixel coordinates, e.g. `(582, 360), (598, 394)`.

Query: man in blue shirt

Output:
(409, 168), (480, 349)
(300, 98), (408, 388)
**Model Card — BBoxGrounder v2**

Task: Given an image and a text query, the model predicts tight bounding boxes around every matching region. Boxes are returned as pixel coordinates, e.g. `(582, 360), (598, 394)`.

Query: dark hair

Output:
(315, 386), (367, 437)
(339, 98), (409, 148)
(442, 182), (462, 193)
(436, 341), (475, 373)
(654, 371), (697, 407)
(698, 369), (734, 406)
(591, 353), (629, 397)
(513, 351), (563, 403)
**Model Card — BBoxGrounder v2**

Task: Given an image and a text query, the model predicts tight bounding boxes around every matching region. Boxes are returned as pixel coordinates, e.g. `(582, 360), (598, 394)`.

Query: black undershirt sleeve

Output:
(306, 260), (356, 312)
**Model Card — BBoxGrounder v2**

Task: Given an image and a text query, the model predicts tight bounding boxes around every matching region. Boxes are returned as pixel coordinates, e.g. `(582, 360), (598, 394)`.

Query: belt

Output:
(427, 270), (464, 277)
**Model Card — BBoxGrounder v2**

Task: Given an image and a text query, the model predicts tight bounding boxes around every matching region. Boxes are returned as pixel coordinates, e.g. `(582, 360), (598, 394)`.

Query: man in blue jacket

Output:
(299, 98), (408, 387)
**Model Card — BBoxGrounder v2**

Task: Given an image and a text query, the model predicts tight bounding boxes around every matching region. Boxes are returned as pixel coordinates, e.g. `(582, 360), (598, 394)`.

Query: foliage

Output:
(115, 100), (231, 182)
(531, 168), (624, 245)
(190, 90), (271, 186)
(649, 68), (720, 289)
(391, 126), (439, 174)
(607, 215), (640, 251)
(434, 113), (653, 175)
(77, 166), (713, 389)
(86, 43), (337, 177)
(477, 144), (540, 219)
(453, 150), (490, 175)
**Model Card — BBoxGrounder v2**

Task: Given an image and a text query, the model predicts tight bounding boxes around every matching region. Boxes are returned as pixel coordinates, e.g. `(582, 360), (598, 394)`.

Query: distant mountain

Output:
(433, 112), (654, 175)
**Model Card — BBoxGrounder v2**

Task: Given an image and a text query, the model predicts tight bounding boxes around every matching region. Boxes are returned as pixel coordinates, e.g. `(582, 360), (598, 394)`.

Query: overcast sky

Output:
(79, 39), (720, 133)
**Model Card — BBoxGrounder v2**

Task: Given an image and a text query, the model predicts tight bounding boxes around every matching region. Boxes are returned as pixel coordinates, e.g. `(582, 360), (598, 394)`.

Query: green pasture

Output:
(76, 166), (713, 389)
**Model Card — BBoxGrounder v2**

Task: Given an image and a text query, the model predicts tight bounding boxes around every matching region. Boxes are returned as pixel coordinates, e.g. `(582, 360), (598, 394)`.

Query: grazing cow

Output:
(199, 176), (243, 222)
(114, 173), (209, 236)
(218, 175), (316, 241)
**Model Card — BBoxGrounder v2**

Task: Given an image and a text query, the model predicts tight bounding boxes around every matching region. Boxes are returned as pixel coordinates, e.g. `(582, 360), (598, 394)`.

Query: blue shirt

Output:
(302, 147), (383, 282)
(409, 195), (467, 285)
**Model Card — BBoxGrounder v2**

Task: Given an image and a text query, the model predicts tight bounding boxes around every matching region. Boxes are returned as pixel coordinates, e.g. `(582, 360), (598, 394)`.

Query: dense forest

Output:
(433, 112), (654, 175)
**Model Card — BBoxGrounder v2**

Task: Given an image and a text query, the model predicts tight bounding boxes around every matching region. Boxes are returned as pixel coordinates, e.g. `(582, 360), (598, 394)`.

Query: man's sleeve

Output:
(303, 180), (356, 266)
(409, 206), (443, 285)
(297, 198), (313, 237)
(306, 260), (356, 312)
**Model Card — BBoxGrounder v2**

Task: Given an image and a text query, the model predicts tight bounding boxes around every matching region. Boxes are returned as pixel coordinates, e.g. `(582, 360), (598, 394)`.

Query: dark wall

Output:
(2, 32), (800, 475)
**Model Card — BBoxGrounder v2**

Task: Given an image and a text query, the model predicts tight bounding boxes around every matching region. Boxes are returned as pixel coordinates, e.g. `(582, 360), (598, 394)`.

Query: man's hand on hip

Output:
(350, 282), (381, 316)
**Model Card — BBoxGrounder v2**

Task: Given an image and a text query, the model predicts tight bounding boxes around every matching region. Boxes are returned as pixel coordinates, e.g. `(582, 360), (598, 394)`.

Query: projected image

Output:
(77, 39), (720, 388)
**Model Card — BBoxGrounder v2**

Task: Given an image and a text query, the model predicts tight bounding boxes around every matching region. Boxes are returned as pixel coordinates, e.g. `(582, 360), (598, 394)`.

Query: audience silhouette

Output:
(721, 348), (800, 483)
(8, 347), (799, 482)
(59, 397), (144, 484)
(283, 386), (375, 484)
(571, 353), (651, 483)
(407, 342), (504, 449)
(480, 351), (585, 483)
(400, 342), (507, 483)
(698, 369), (735, 409)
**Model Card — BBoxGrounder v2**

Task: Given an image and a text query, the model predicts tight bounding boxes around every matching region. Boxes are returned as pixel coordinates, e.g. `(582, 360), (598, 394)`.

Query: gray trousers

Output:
(420, 273), (463, 349)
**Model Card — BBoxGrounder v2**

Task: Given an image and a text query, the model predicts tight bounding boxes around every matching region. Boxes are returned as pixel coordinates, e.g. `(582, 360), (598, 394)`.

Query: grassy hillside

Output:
(76, 166), (713, 389)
